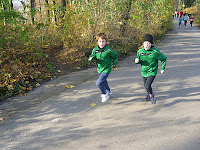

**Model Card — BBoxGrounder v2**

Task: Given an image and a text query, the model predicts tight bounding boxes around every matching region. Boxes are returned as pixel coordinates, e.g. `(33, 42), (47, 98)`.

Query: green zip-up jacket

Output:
(88, 45), (118, 73)
(136, 46), (167, 77)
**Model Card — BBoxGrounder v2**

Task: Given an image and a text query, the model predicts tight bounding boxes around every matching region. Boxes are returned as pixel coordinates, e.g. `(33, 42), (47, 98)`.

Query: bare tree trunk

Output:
(120, 0), (133, 36)
(31, 0), (35, 24)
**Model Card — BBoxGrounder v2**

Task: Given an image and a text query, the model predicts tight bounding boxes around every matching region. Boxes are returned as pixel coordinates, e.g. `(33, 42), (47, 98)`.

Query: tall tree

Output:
(120, 0), (133, 36)
(31, 0), (35, 24)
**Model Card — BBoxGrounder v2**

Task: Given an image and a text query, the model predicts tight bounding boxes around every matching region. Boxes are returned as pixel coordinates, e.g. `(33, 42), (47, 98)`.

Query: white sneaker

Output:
(106, 90), (112, 96)
(101, 94), (110, 103)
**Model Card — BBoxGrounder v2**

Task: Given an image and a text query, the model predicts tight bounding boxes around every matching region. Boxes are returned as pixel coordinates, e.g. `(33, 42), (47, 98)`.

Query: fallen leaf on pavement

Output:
(66, 85), (75, 88)
(90, 103), (96, 107)
(36, 83), (40, 87)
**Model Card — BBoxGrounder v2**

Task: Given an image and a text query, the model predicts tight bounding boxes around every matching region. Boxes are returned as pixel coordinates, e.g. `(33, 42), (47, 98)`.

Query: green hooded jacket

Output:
(88, 45), (118, 73)
(136, 46), (167, 77)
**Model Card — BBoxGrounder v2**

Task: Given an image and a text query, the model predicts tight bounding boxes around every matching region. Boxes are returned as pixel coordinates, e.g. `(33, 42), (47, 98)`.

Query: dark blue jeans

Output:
(96, 73), (110, 94)
(184, 20), (187, 26)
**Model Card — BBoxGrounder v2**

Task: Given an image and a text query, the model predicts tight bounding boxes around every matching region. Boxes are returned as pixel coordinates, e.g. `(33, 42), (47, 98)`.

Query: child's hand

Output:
(135, 58), (139, 63)
(161, 70), (165, 74)
(88, 57), (93, 61)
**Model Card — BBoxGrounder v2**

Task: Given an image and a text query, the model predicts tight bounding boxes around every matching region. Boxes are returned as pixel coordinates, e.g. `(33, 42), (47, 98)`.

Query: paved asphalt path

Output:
(0, 20), (200, 150)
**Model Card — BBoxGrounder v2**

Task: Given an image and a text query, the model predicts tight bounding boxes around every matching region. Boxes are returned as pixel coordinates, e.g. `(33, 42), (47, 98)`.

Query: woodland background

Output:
(0, 0), (200, 100)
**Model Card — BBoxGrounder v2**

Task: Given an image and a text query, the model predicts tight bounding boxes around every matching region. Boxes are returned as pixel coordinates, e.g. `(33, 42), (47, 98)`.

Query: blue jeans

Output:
(96, 73), (110, 94)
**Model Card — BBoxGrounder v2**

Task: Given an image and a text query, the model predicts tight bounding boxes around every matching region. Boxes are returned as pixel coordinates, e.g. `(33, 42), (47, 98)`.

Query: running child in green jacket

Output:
(135, 34), (167, 104)
(88, 33), (118, 103)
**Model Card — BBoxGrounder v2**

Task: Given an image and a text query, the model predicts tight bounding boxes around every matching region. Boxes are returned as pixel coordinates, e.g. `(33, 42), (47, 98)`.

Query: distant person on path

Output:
(172, 11), (175, 18)
(88, 33), (118, 103)
(135, 34), (167, 104)
(189, 16), (194, 27)
(177, 11), (179, 19)
(183, 14), (189, 27)
(178, 17), (183, 26)
(179, 10), (183, 17)
(174, 10), (178, 19)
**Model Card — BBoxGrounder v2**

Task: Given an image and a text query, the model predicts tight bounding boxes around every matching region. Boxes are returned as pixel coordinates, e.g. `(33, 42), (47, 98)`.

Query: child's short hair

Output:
(96, 33), (108, 43)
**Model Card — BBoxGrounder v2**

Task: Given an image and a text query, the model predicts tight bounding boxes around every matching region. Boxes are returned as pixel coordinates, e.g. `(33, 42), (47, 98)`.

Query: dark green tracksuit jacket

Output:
(136, 46), (167, 77)
(88, 46), (118, 73)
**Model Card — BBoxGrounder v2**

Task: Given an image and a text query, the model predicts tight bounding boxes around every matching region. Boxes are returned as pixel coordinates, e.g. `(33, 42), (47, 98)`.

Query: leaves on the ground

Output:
(27, 86), (33, 91)
(36, 83), (40, 87)
(90, 103), (96, 107)
(66, 85), (75, 88)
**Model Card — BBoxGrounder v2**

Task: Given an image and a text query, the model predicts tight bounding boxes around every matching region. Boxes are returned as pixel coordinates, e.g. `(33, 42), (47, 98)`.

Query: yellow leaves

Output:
(34, 71), (41, 74)
(7, 85), (14, 90)
(66, 85), (75, 88)
(90, 103), (96, 107)
(11, 79), (16, 83)
(18, 93), (23, 96)
(21, 87), (27, 91)
(25, 81), (29, 84)
(27, 86), (33, 91)
(81, 33), (86, 37)
(75, 58), (82, 62)
(2, 82), (8, 87)
(36, 83), (40, 87)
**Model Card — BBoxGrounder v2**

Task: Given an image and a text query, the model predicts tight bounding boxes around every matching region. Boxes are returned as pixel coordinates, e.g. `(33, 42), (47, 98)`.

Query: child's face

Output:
(98, 38), (107, 49)
(143, 41), (152, 50)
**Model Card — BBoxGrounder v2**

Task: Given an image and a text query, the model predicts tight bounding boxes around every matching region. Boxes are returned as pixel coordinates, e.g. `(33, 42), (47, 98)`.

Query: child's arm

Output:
(110, 49), (118, 69)
(135, 51), (141, 64)
(88, 49), (96, 62)
(157, 50), (167, 73)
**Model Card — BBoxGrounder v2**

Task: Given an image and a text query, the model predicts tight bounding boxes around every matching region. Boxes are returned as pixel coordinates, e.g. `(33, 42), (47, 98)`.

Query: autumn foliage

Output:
(1, 0), (193, 100)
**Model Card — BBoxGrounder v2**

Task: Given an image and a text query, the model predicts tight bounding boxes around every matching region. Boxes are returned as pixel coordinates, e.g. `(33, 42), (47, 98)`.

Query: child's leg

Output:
(96, 73), (110, 94)
(143, 77), (147, 90)
(143, 76), (155, 94)
(104, 79), (111, 92)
